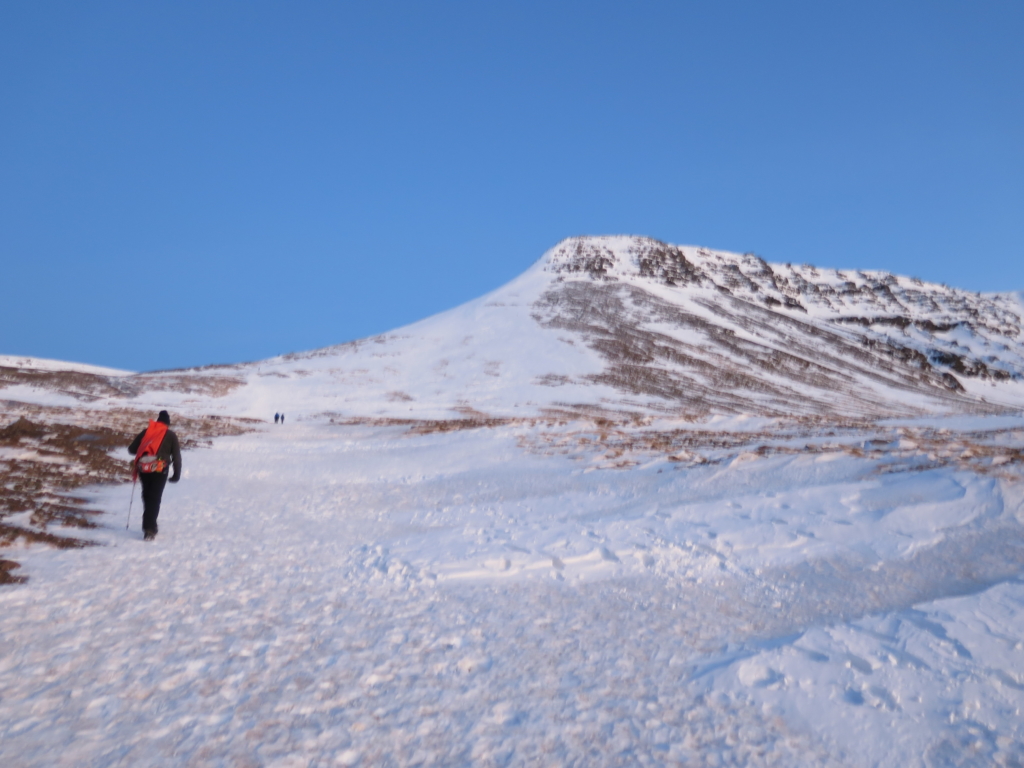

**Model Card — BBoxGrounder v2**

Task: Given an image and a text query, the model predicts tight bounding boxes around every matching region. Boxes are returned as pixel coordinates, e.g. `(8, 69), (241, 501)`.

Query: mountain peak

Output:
(5, 236), (1024, 422)
(544, 235), (1014, 328)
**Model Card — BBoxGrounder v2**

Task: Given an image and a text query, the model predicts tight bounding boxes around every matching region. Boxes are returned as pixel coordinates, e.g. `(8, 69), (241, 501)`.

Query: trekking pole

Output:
(126, 475), (137, 530)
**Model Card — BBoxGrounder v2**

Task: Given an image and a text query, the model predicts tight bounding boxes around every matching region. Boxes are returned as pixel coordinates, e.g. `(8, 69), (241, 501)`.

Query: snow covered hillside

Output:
(5, 236), (1024, 421)
(3, 236), (1024, 766)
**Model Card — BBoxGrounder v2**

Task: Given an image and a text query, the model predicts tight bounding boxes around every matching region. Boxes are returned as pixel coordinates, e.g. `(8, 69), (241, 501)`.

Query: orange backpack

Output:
(133, 421), (168, 480)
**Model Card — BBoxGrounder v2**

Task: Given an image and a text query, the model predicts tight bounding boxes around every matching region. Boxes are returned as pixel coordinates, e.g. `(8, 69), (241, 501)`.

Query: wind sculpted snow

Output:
(3, 236), (1024, 766)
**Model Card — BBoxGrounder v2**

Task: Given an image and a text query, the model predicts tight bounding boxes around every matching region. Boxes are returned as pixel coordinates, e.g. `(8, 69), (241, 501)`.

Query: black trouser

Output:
(140, 472), (168, 533)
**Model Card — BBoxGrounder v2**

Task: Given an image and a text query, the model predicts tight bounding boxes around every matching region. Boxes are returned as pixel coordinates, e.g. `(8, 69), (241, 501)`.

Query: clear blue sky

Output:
(2, 1), (1022, 372)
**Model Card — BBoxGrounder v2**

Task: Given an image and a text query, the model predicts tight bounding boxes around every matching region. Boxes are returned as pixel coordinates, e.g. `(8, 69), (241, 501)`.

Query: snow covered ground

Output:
(0, 355), (134, 377)
(3, 417), (1024, 766)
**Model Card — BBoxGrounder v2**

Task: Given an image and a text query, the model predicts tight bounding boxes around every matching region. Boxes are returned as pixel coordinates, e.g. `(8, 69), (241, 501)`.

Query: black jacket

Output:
(128, 427), (182, 482)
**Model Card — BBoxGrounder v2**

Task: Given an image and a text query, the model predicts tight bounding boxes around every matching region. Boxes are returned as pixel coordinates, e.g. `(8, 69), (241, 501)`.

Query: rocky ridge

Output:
(532, 236), (1024, 418)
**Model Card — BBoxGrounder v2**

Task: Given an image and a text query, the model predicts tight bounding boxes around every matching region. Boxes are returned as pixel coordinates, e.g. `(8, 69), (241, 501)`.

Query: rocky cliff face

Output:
(531, 236), (1024, 418)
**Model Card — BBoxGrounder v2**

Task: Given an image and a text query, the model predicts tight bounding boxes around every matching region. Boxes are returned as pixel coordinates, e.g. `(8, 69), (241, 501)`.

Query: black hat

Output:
(157, 410), (171, 425)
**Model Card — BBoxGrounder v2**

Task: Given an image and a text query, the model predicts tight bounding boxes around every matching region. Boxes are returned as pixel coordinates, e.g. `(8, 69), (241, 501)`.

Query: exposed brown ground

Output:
(328, 408), (1024, 478)
(0, 401), (258, 583)
(521, 417), (1024, 477)
(0, 364), (245, 403)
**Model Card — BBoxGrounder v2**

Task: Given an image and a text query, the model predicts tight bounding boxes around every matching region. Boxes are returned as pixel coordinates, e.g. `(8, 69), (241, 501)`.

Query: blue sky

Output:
(2, 1), (1022, 372)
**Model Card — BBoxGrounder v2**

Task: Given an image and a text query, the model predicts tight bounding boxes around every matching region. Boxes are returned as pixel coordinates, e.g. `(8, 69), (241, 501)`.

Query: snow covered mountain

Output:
(7, 236), (1024, 422)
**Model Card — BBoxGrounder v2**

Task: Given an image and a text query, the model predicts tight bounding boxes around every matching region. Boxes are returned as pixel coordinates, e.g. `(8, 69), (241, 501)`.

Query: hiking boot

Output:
(143, 530), (156, 541)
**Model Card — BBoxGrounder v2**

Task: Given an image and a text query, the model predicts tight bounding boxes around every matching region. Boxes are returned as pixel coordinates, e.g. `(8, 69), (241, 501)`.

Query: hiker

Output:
(274, 413), (279, 424)
(127, 410), (182, 541)
(280, 413), (285, 424)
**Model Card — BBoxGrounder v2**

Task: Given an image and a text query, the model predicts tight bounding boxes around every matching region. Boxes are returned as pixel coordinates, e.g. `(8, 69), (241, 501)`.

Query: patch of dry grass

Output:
(0, 402), (257, 583)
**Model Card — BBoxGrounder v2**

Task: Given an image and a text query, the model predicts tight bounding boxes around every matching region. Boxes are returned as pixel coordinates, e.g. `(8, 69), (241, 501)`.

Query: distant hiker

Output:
(274, 413), (279, 424)
(127, 410), (182, 541)
(280, 413), (285, 424)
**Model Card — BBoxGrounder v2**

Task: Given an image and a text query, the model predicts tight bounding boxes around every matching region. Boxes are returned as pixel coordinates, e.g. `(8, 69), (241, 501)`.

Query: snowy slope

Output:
(2, 418), (1024, 766)
(7, 236), (1024, 422)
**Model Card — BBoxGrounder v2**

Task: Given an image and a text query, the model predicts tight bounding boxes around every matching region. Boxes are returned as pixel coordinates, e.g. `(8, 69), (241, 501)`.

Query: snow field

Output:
(1, 421), (1024, 766)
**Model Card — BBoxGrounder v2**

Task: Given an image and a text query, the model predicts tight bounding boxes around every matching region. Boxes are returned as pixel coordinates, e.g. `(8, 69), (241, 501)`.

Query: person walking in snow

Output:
(127, 410), (182, 541)
(274, 413), (279, 424)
